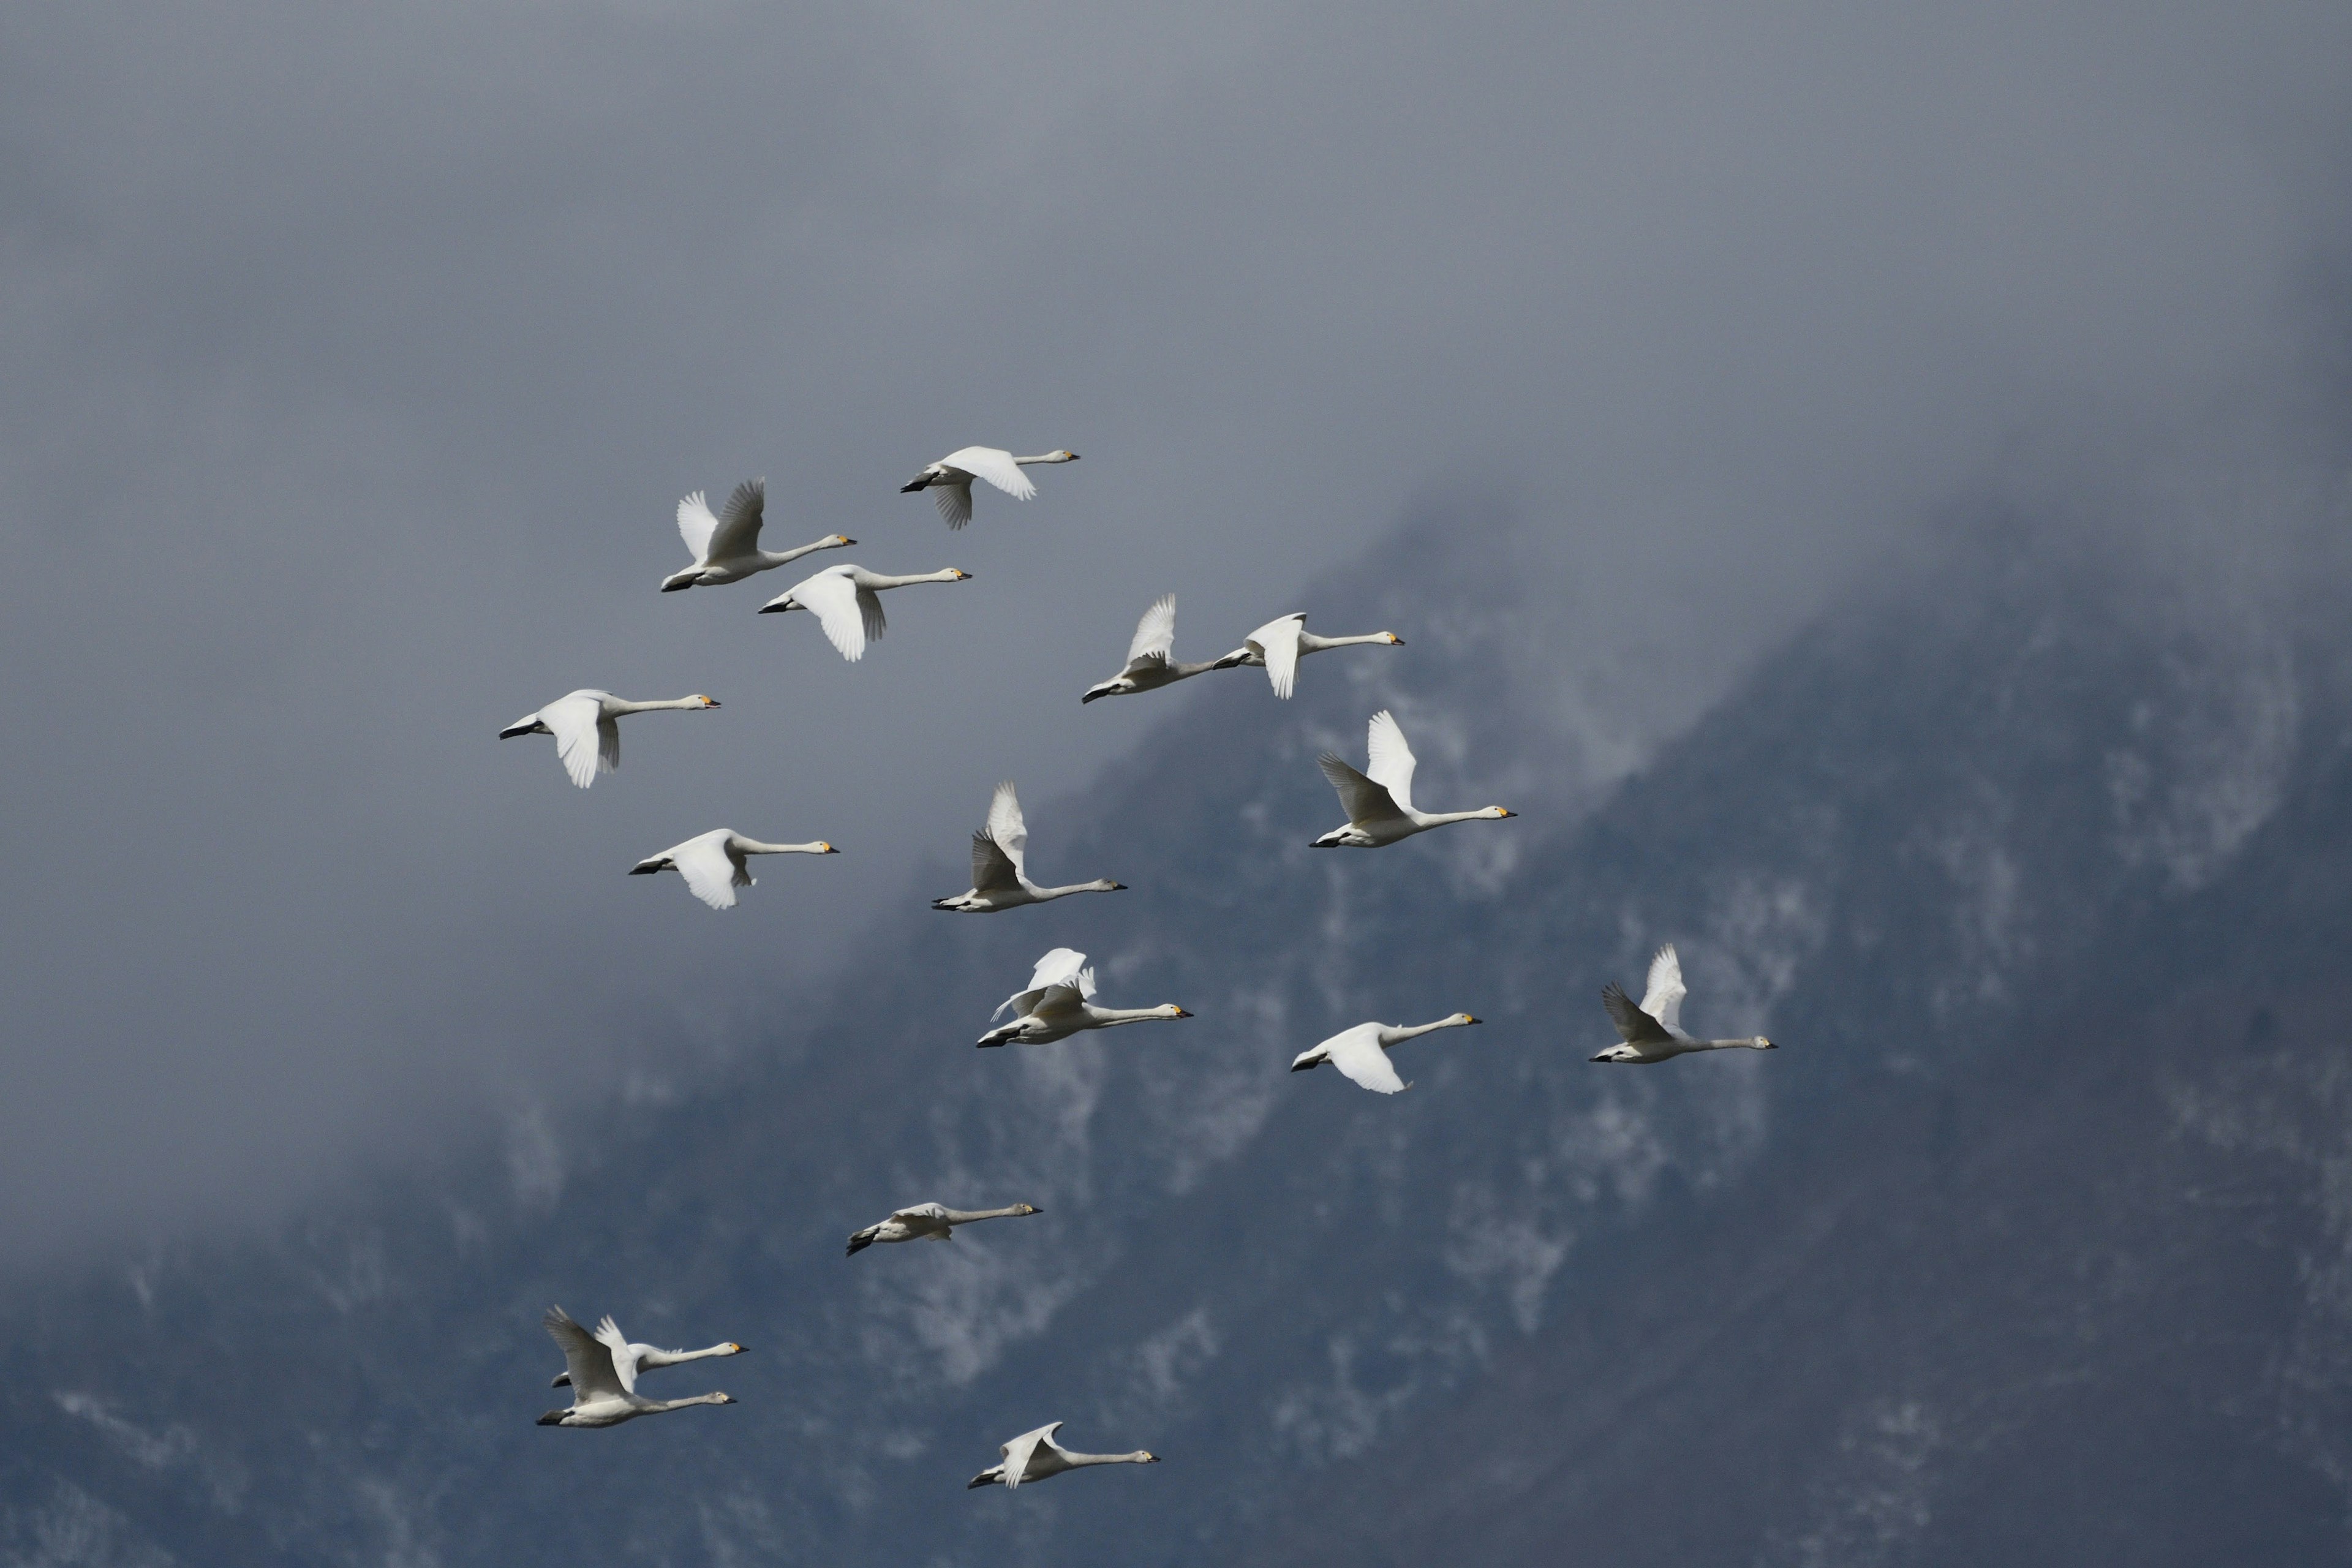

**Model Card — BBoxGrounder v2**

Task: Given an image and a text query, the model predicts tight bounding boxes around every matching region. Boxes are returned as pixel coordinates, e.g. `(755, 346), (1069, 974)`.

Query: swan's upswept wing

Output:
(538, 695), (607, 790)
(545, 1306), (628, 1401)
(1126, 595), (1177, 669)
(792, 569), (883, 661)
(970, 832), (1020, 894)
(986, 782), (1028, 880)
(999, 1421), (1061, 1490)
(1319, 755), (1408, 829)
(1321, 1023), (1408, 1094)
(1363, 710), (1419, 814)
(995, 947), (1090, 1020)
(676, 491), (720, 561)
(1641, 944), (1690, 1039)
(1602, 982), (1674, 1046)
(1246, 614), (1306, 699)
(946, 447), (1038, 503)
(703, 478), (766, 563)
(671, 833), (746, 910)
(595, 1315), (640, 1395)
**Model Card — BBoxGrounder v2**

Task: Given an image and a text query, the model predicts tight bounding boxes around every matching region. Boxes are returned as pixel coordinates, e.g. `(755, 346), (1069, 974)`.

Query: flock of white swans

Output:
(507, 447), (1775, 1485)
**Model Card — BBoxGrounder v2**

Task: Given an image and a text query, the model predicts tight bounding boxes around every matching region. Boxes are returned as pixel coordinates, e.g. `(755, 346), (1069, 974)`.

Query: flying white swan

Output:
(630, 829), (839, 910)
(967, 1422), (1159, 1489)
(498, 690), (720, 789)
(1289, 1013), (1480, 1094)
(661, 478), (851, 592)
(1215, 612), (1403, 699)
(551, 1332), (745, 1387)
(977, 948), (1189, 1047)
(536, 1307), (737, 1428)
(932, 782), (1123, 912)
(1593, 944), (1777, 1063)
(901, 447), (1078, 529)
(1082, 594), (1235, 703)
(756, 564), (971, 661)
(845, 1201), (1042, 1256)
(1313, 710), (1514, 847)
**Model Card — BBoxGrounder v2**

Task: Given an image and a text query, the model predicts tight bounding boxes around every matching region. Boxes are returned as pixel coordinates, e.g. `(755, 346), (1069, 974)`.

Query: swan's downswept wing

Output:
(545, 1306), (628, 1400)
(1319, 755), (1408, 828)
(930, 480), (974, 530)
(1363, 710), (1419, 814)
(970, 832), (1020, 894)
(594, 1316), (640, 1395)
(986, 782), (1028, 878)
(1246, 614), (1306, 699)
(704, 478), (766, 562)
(676, 491), (720, 561)
(1321, 1023), (1408, 1093)
(791, 570), (872, 661)
(1640, 944), (1690, 1038)
(1126, 595), (1177, 668)
(995, 947), (1089, 1019)
(999, 1422), (1062, 1489)
(671, 832), (745, 910)
(945, 447), (1038, 503)
(538, 694), (607, 790)
(1602, 982), (1674, 1045)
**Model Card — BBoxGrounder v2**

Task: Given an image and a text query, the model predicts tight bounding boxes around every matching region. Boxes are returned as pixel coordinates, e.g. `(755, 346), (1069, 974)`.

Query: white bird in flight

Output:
(660, 478), (851, 592)
(978, 948), (1189, 1047)
(757, 564), (971, 661)
(1216, 612), (1404, 699)
(1081, 594), (1237, 703)
(630, 829), (839, 910)
(537, 1307), (737, 1428)
(1593, 944), (1777, 1063)
(1288, 1014), (1480, 1094)
(1313, 710), (1515, 847)
(845, 1201), (1042, 1256)
(498, 690), (720, 789)
(901, 447), (1079, 530)
(932, 782), (1123, 913)
(550, 1331), (746, 1388)
(967, 1422), (1159, 1490)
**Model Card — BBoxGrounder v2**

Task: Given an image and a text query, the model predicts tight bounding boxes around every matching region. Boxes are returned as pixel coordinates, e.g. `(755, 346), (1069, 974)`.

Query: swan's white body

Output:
(498, 690), (720, 789)
(661, 478), (851, 591)
(933, 782), (1123, 912)
(550, 1334), (745, 1388)
(845, 1201), (1041, 1256)
(1313, 710), (1514, 847)
(1289, 1014), (1480, 1094)
(1082, 594), (1232, 703)
(756, 564), (970, 661)
(1593, 944), (1777, 1063)
(1216, 612), (1403, 698)
(977, 948), (1189, 1047)
(901, 447), (1077, 529)
(967, 1422), (1158, 1489)
(537, 1307), (737, 1428)
(630, 829), (839, 910)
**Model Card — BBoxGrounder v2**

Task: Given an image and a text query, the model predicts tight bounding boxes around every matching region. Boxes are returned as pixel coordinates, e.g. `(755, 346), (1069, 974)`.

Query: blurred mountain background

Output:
(6, 503), (2350, 1567)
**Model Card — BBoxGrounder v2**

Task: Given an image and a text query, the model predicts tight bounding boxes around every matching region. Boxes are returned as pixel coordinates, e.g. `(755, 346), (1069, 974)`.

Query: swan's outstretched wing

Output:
(792, 570), (871, 661)
(1602, 982), (1674, 1046)
(932, 481), (974, 530)
(1363, 710), (1418, 814)
(1640, 944), (1690, 1039)
(671, 833), (744, 910)
(704, 478), (766, 562)
(994, 948), (1089, 1020)
(539, 695), (607, 790)
(1246, 614), (1306, 699)
(1319, 755), (1408, 829)
(676, 491), (720, 561)
(986, 782), (1028, 880)
(1321, 1023), (1408, 1093)
(999, 1422), (1061, 1489)
(594, 1316), (640, 1395)
(1126, 595), (1177, 668)
(545, 1306), (628, 1400)
(945, 447), (1038, 502)
(892, 1202), (949, 1223)
(971, 832), (1020, 894)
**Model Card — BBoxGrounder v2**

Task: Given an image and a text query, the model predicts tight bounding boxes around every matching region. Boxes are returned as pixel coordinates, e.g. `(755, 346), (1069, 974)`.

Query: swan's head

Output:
(1052, 450), (1079, 462)
(1015, 1203), (1042, 1216)
(694, 695), (720, 709)
(1453, 1013), (1480, 1027)
(948, 568), (973, 580)
(712, 1392), (738, 1405)
(1381, 631), (1404, 645)
(1591, 1044), (1641, 1064)
(725, 1342), (747, 1354)
(1163, 1005), (1192, 1019)
(816, 842), (839, 854)
(1486, 807), (1515, 820)
(832, 534), (853, 546)
(537, 1409), (570, 1426)
(1136, 1450), (1159, 1463)
(1752, 1036), (1776, 1050)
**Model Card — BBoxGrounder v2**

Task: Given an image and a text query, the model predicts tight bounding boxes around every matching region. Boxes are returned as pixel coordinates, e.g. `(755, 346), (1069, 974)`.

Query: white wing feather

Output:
(672, 832), (745, 910)
(945, 447), (1038, 502)
(1318, 755), (1406, 827)
(595, 1316), (639, 1395)
(986, 783), (1028, 879)
(791, 569), (871, 661)
(539, 695), (606, 790)
(1321, 1023), (1408, 1093)
(1126, 595), (1177, 665)
(543, 1307), (628, 1401)
(675, 491), (720, 560)
(1363, 710), (1418, 815)
(995, 948), (1089, 1020)
(1247, 614), (1306, 699)
(932, 481), (973, 530)
(704, 478), (765, 562)
(998, 1422), (1060, 1490)
(1642, 944), (1691, 1039)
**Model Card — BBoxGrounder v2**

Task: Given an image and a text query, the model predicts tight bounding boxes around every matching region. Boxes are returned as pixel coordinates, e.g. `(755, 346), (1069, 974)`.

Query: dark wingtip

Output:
(1290, 1060), (1315, 1072)
(967, 1475), (995, 1490)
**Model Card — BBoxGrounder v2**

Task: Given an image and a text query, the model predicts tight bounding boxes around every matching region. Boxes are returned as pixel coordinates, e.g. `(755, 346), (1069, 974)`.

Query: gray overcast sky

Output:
(1, 0), (2346, 1264)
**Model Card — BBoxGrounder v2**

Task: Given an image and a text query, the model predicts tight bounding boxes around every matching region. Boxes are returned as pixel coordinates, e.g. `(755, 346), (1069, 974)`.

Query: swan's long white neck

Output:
(1011, 451), (1078, 466)
(1084, 1005), (1178, 1027)
(1061, 1449), (1155, 1468)
(938, 1205), (1033, 1223)
(865, 568), (965, 588)
(761, 535), (850, 568)
(1023, 878), (1121, 900)
(1378, 1015), (1473, 1046)
(1408, 807), (1509, 827)
(737, 839), (833, 856)
(610, 696), (711, 715)
(640, 1343), (738, 1369)
(1297, 630), (1395, 652)
(644, 1392), (732, 1412)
